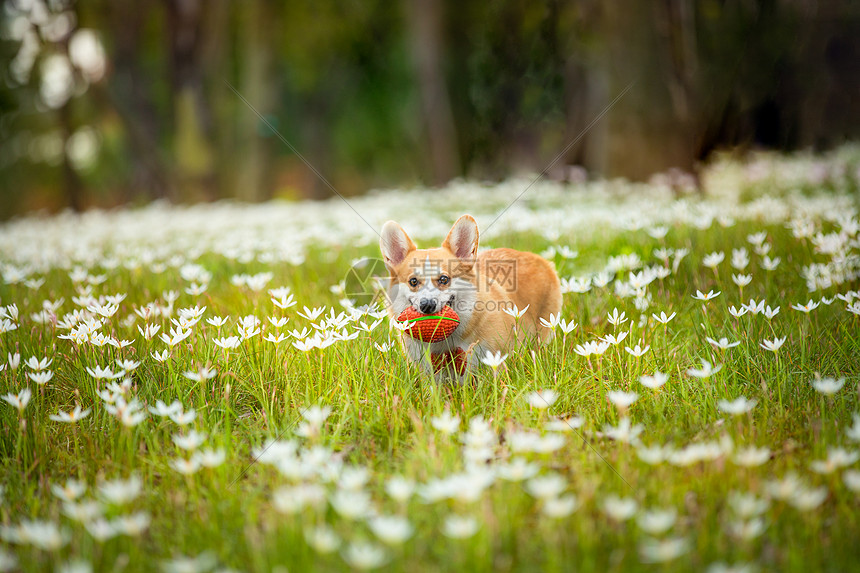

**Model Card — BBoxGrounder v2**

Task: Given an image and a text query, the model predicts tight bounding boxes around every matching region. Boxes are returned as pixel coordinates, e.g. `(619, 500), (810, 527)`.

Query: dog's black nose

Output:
(419, 298), (437, 314)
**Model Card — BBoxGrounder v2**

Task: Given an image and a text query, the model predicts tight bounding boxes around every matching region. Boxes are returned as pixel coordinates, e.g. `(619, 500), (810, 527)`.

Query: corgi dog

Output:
(380, 214), (562, 379)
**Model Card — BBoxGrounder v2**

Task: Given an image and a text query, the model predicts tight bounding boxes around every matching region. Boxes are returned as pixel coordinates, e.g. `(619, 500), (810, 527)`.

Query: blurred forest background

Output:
(1, 0), (859, 219)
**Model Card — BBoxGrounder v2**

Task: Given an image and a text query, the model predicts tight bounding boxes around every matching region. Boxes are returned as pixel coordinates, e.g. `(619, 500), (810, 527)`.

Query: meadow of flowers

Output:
(1, 147), (859, 572)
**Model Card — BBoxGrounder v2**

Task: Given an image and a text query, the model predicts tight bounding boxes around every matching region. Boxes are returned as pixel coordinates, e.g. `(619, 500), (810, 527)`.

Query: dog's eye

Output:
(438, 275), (450, 285)
(408, 277), (419, 287)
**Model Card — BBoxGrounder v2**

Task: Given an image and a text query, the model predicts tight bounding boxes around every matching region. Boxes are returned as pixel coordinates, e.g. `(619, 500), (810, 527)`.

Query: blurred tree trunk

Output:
(165, 0), (216, 202)
(200, 0), (231, 200)
(406, 0), (460, 185)
(599, 0), (700, 179)
(304, 95), (333, 200)
(234, 0), (273, 202)
(106, 0), (173, 202)
(59, 102), (84, 211)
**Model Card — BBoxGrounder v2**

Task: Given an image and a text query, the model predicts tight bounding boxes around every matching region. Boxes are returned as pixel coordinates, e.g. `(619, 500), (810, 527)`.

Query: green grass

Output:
(1, 179), (859, 572)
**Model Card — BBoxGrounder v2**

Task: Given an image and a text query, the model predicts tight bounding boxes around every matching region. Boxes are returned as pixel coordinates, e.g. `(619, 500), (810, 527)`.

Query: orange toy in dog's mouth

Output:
(396, 306), (460, 342)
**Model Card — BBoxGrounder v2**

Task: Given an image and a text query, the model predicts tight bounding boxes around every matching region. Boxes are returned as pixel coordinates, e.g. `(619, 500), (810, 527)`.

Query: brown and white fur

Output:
(380, 214), (562, 380)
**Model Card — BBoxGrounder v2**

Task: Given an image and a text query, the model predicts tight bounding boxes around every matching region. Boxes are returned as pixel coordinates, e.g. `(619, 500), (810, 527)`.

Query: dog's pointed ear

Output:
(380, 221), (417, 270)
(443, 215), (479, 263)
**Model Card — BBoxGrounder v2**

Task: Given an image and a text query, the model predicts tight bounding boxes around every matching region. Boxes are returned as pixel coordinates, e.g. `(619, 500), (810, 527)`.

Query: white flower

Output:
(298, 306), (325, 321)
(787, 487), (828, 511)
(338, 466), (370, 490)
(647, 226), (669, 239)
(525, 389), (558, 409)
(812, 376), (846, 395)
(640, 371), (669, 389)
(732, 273), (752, 287)
(703, 251), (725, 268)
(169, 409), (197, 426)
(707, 336), (740, 350)
(85, 365), (124, 380)
(272, 292), (298, 310)
(113, 512), (150, 536)
(0, 549), (15, 572)
(206, 315), (229, 327)
(607, 390), (639, 409)
(727, 491), (769, 518)
(151, 350), (170, 362)
(763, 305), (780, 319)
(686, 360), (722, 378)
(330, 489), (372, 520)
(293, 338), (317, 352)
(431, 410), (460, 434)
(761, 255), (781, 271)
(544, 416), (584, 432)
(183, 367), (217, 383)
(480, 350), (508, 369)
(558, 318), (578, 334)
(342, 542), (388, 570)
(497, 458), (540, 481)
(809, 448), (859, 474)
(502, 304), (530, 319)
(116, 359), (140, 371)
(192, 448), (224, 468)
(602, 495), (637, 521)
(305, 526), (340, 554)
(49, 405), (92, 423)
(601, 418), (643, 443)
(149, 400), (183, 417)
(302, 404), (332, 428)
(764, 473), (803, 500)
(441, 515), (480, 539)
(718, 397), (757, 415)
(731, 248), (749, 270)
(743, 298), (766, 315)
(601, 330), (629, 345)
(791, 299), (820, 313)
(368, 515), (413, 545)
(727, 518), (766, 540)
(273, 484), (326, 514)
(25, 356), (53, 371)
(267, 315), (289, 328)
(624, 344), (650, 357)
(607, 308), (628, 326)
(4, 519), (70, 550)
(638, 508), (676, 534)
(170, 456), (201, 475)
(2, 388), (32, 412)
(99, 476), (141, 505)
(542, 494), (579, 518)
(51, 479), (87, 502)
(747, 231), (767, 246)
(27, 371), (54, 385)
(385, 476), (415, 503)
(61, 500), (103, 523)
(212, 336), (241, 350)
(692, 289), (721, 301)
(733, 446), (771, 467)
(728, 305), (748, 318)
(161, 553), (217, 573)
(843, 469), (860, 492)
(637, 444), (672, 465)
(160, 325), (192, 347)
(374, 341), (393, 352)
(525, 474), (567, 499)
(172, 430), (207, 451)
